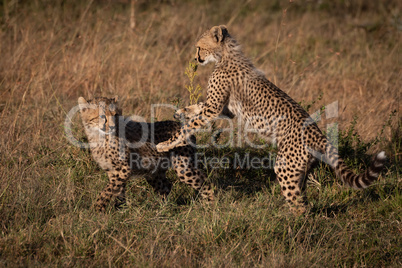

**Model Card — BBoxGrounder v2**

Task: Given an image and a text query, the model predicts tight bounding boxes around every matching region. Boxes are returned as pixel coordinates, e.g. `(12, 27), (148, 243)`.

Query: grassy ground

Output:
(0, 0), (401, 266)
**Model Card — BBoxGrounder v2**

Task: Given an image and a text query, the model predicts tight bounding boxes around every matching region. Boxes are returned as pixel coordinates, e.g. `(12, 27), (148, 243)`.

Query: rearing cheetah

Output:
(157, 25), (386, 213)
(78, 96), (213, 211)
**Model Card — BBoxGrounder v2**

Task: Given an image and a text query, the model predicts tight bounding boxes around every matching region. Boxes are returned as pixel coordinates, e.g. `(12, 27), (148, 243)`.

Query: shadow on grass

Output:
(309, 204), (349, 217)
(201, 147), (278, 196)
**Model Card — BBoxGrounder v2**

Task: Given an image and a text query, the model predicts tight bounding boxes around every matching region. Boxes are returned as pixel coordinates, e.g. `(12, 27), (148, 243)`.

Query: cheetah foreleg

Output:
(155, 113), (210, 152)
(95, 169), (130, 212)
(156, 96), (229, 152)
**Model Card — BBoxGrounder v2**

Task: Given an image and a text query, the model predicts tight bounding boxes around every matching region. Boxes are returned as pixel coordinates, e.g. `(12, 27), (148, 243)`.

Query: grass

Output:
(0, 0), (401, 266)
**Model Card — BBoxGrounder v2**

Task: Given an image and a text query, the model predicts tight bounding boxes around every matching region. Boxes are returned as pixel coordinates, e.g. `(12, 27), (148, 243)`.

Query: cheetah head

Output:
(195, 25), (229, 65)
(78, 96), (121, 136)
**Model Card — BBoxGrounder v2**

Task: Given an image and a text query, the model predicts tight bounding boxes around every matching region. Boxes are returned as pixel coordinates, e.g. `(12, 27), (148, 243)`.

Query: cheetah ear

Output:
(112, 95), (119, 103)
(210, 25), (228, 43)
(78, 97), (88, 109)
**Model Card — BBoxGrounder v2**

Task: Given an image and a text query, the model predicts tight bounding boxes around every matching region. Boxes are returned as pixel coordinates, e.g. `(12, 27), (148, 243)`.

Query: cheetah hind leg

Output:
(275, 157), (310, 215)
(171, 153), (214, 203)
(277, 172), (307, 215)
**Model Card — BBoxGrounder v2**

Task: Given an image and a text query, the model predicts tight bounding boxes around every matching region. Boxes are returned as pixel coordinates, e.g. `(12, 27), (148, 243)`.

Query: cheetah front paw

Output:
(156, 139), (185, 152)
(95, 201), (107, 212)
(156, 141), (174, 152)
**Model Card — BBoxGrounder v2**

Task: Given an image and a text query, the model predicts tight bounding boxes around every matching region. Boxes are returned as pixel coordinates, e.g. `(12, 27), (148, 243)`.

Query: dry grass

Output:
(0, 0), (401, 266)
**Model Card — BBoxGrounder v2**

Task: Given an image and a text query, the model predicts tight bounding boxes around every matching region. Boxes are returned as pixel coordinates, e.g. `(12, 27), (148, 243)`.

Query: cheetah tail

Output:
(327, 146), (386, 189)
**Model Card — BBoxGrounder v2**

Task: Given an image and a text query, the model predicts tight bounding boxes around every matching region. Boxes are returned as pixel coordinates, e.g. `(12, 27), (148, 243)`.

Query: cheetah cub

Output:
(157, 25), (386, 214)
(78, 96), (213, 212)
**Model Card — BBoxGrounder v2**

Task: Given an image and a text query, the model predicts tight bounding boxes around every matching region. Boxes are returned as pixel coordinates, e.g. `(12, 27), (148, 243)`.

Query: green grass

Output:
(0, 0), (401, 266)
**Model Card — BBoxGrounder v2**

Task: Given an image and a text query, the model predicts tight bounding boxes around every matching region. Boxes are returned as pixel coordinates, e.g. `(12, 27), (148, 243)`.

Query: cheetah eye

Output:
(99, 115), (106, 120)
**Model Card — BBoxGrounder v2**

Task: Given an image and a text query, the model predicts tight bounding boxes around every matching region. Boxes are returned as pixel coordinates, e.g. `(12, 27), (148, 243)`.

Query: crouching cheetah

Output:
(157, 25), (386, 213)
(78, 96), (213, 212)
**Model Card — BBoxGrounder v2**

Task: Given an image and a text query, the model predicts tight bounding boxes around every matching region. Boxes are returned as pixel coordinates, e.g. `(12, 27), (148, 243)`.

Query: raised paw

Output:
(156, 139), (185, 152)
(174, 102), (204, 120)
(156, 141), (173, 152)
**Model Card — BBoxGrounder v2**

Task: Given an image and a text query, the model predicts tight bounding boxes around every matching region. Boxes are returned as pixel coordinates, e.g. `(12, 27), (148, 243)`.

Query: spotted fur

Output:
(156, 25), (386, 213)
(78, 97), (213, 212)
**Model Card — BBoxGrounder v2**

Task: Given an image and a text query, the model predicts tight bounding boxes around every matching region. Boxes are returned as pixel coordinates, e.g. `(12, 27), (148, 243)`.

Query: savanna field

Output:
(0, 0), (401, 266)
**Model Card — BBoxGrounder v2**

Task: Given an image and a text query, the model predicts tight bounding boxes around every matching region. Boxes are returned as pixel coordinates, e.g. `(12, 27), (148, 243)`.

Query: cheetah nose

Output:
(195, 55), (204, 63)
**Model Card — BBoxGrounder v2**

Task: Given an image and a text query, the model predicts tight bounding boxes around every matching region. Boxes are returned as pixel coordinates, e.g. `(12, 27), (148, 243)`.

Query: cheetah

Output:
(156, 25), (386, 213)
(78, 96), (213, 212)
